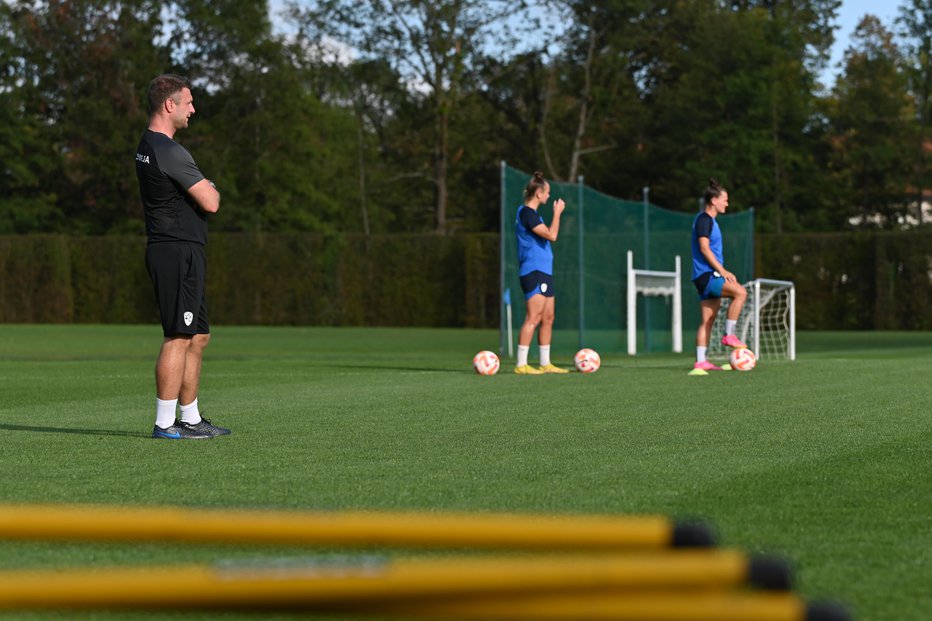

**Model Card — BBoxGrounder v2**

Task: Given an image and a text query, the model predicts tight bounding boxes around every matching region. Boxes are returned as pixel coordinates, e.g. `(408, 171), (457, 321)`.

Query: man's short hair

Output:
(147, 74), (191, 115)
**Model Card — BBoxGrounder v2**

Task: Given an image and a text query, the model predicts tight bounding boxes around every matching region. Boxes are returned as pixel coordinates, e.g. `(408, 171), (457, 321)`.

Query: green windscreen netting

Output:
(500, 163), (754, 356)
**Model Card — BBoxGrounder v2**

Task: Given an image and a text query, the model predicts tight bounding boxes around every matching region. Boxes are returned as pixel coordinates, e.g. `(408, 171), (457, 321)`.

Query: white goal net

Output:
(708, 279), (796, 361)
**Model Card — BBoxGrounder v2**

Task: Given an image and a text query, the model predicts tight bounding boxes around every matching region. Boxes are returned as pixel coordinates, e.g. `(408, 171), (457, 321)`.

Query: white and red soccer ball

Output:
(574, 348), (601, 373)
(472, 350), (500, 375)
(729, 347), (757, 371)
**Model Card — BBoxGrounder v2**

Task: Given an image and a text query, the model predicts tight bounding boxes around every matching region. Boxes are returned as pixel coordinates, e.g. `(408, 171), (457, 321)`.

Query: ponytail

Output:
(704, 178), (726, 205)
(524, 171), (548, 200)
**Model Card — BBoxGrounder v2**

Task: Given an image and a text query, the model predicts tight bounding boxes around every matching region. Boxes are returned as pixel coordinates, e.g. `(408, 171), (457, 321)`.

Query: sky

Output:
(826, 0), (903, 83)
(269, 1), (907, 87)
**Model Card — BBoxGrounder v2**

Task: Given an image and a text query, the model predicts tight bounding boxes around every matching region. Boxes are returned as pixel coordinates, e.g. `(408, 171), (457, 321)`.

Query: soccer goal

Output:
(708, 279), (796, 361)
(626, 250), (682, 355)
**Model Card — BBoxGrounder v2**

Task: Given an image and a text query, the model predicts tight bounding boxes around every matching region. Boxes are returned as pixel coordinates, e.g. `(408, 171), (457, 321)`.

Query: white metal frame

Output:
(749, 278), (796, 361)
(626, 250), (682, 355)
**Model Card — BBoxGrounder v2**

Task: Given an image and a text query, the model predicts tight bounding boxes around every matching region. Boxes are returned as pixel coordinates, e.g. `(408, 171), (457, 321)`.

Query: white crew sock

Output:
(725, 319), (737, 336)
(179, 398), (202, 425)
(696, 346), (707, 363)
(156, 398), (178, 429)
(517, 345), (530, 367)
(539, 345), (551, 367)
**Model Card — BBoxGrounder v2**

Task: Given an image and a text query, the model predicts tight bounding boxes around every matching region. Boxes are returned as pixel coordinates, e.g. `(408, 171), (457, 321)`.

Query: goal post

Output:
(709, 279), (796, 361)
(626, 250), (682, 355)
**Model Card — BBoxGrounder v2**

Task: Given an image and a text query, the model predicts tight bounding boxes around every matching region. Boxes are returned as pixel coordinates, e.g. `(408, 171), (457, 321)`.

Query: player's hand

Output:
(722, 269), (737, 283)
(553, 198), (566, 215)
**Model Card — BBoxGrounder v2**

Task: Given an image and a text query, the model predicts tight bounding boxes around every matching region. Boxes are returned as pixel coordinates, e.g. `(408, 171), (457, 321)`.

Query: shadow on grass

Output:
(0, 423), (147, 438)
(328, 363), (467, 373)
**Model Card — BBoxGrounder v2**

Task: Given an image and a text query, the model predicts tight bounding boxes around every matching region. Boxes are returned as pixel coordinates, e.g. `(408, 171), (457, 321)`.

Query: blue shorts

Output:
(693, 271), (725, 300)
(520, 270), (554, 300)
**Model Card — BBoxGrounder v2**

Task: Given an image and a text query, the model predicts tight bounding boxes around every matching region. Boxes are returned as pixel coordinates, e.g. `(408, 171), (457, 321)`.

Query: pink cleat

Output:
(693, 360), (723, 372)
(721, 334), (747, 349)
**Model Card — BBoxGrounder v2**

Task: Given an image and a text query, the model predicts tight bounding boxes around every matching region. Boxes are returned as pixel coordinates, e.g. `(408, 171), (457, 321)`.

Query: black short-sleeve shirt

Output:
(135, 130), (208, 245)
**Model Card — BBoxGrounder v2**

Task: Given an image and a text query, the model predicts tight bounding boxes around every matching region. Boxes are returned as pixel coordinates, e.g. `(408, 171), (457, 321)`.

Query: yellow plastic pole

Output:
(361, 592), (810, 621)
(0, 552), (761, 610)
(0, 504), (708, 549)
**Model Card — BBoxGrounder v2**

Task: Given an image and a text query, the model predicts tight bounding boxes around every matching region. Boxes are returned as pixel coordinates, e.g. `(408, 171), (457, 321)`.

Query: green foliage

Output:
(895, 0), (932, 224)
(5, 0), (167, 234)
(0, 1), (928, 235)
(759, 230), (932, 330)
(2, 230), (929, 330)
(827, 16), (915, 229)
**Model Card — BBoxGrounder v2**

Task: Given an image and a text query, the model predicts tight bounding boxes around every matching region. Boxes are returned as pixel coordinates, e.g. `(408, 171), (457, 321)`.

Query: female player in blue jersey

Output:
(514, 171), (568, 374)
(691, 178), (748, 373)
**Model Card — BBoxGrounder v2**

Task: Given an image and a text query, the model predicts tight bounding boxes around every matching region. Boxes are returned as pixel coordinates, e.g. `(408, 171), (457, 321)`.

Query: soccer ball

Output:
(574, 348), (601, 373)
(472, 350), (500, 375)
(729, 347), (757, 371)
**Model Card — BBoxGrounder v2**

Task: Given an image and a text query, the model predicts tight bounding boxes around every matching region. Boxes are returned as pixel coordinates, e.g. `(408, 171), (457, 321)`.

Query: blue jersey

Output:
(691, 212), (723, 280)
(515, 205), (553, 276)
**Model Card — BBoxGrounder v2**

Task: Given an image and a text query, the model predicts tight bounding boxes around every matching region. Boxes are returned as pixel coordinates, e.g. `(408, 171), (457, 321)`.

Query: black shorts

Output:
(519, 271), (554, 300)
(145, 242), (210, 337)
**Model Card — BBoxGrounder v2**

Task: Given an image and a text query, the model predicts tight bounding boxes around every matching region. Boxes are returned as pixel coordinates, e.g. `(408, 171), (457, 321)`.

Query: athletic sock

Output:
(156, 398), (177, 429)
(517, 345), (530, 367)
(725, 319), (737, 336)
(179, 398), (202, 425)
(539, 345), (551, 367)
(696, 346), (707, 363)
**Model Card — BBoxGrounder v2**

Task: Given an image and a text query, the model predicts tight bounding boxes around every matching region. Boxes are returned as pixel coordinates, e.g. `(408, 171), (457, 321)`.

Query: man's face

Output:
(169, 87), (195, 130)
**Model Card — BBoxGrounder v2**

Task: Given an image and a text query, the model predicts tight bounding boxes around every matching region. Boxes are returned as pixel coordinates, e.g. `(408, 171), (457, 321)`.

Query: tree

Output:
(4, 0), (166, 233)
(896, 0), (932, 225)
(629, 1), (838, 230)
(537, 0), (649, 189)
(0, 4), (61, 233)
(159, 0), (363, 233)
(827, 16), (915, 228)
(292, 0), (536, 234)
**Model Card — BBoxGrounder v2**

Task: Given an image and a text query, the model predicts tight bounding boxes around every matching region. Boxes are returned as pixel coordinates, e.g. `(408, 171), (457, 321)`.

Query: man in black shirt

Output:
(136, 74), (229, 439)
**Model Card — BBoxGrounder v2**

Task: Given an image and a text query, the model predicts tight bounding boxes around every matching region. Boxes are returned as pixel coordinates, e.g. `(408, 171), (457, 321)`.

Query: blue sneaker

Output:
(152, 422), (211, 440)
(177, 416), (231, 437)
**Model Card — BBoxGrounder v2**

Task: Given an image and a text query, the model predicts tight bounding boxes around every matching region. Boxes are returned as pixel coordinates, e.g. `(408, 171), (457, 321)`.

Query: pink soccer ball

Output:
(472, 350), (500, 375)
(729, 347), (757, 371)
(574, 348), (601, 373)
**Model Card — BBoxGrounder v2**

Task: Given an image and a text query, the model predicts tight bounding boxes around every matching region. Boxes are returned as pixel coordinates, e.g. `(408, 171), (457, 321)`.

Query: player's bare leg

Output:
(696, 298), (721, 349)
(156, 335), (193, 401)
(537, 296), (555, 346)
(537, 297), (567, 373)
(516, 295), (545, 374)
(722, 281), (748, 321)
(174, 333), (230, 437)
(151, 335), (211, 438)
(692, 299), (723, 373)
(179, 333), (210, 406)
(720, 281), (748, 348)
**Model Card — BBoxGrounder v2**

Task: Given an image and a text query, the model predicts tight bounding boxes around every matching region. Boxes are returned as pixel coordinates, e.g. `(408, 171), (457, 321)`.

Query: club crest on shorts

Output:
(540, 283), (548, 293)
(183, 311), (194, 326)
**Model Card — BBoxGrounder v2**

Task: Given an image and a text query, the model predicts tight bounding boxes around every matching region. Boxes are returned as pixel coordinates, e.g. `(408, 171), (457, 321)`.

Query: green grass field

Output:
(0, 325), (929, 620)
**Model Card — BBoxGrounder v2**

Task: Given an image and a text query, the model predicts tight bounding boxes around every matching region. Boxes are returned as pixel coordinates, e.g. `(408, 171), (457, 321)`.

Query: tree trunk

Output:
(435, 99), (449, 234)
(568, 14), (597, 182)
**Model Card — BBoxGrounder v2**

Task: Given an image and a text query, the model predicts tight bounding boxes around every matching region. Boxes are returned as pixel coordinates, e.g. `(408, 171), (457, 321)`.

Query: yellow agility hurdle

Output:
(0, 504), (713, 549)
(361, 592), (850, 621)
(0, 552), (786, 610)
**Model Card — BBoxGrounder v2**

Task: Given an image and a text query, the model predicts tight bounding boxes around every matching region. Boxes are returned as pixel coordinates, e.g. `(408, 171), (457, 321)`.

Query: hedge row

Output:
(757, 231), (932, 330)
(1, 231), (929, 329)
(0, 234), (499, 328)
